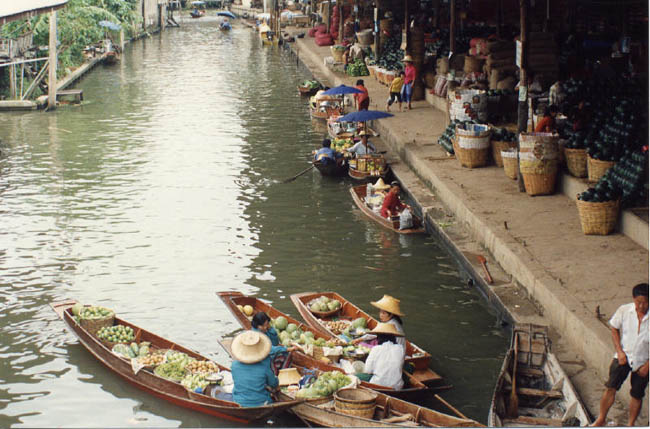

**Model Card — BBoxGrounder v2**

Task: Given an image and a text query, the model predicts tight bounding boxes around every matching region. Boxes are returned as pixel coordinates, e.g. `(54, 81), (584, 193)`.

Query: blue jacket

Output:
(254, 327), (287, 358)
(231, 357), (278, 407)
(314, 147), (337, 163)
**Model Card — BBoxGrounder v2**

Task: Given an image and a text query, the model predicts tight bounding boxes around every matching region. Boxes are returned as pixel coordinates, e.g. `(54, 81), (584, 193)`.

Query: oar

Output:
(282, 164), (315, 183)
(433, 393), (469, 420)
(506, 334), (519, 418)
(477, 255), (493, 284)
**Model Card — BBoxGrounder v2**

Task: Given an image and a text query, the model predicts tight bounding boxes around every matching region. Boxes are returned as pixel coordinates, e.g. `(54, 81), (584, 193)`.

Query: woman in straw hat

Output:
(230, 330), (279, 407)
(400, 55), (416, 111)
(371, 294), (406, 351)
(345, 130), (376, 156)
(363, 322), (406, 390)
(251, 312), (297, 357)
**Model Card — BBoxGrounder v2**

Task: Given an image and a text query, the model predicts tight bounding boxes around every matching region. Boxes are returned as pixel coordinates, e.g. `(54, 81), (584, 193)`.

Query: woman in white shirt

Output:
(364, 322), (405, 390)
(370, 294), (406, 351)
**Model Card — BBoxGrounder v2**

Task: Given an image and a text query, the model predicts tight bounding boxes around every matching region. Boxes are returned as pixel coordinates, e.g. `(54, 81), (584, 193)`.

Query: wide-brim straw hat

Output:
(357, 130), (369, 137)
(371, 294), (404, 316)
(231, 330), (271, 364)
(371, 322), (404, 337)
(374, 178), (390, 191)
(278, 368), (302, 386)
(402, 55), (413, 62)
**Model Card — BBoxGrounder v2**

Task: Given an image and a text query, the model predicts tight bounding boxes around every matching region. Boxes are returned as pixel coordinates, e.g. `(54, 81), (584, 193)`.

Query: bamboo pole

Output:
(48, 10), (57, 110)
(516, 0), (528, 192)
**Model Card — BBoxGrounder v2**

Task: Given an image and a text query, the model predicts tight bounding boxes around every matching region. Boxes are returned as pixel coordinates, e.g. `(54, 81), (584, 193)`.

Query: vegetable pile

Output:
(181, 373), (210, 392)
(154, 361), (188, 382)
(271, 316), (339, 347)
(491, 127), (517, 143)
(294, 371), (351, 399)
(97, 325), (135, 343)
(308, 296), (341, 313)
(111, 341), (149, 359)
(346, 59), (369, 76)
(438, 120), (480, 154)
(578, 151), (648, 205)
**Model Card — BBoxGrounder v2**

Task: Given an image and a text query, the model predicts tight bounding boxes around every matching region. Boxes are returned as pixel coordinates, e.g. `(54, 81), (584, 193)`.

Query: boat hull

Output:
(50, 300), (300, 423)
(314, 159), (348, 177)
(350, 185), (425, 234)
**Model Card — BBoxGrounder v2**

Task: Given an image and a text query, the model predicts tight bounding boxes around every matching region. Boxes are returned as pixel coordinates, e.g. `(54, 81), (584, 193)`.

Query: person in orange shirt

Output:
(354, 79), (370, 111)
(535, 105), (559, 132)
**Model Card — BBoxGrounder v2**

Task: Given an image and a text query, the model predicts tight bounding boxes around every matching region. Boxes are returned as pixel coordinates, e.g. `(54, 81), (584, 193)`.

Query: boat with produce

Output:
(276, 369), (482, 427)
(488, 323), (591, 427)
(313, 158), (348, 177)
(298, 80), (321, 96)
(217, 291), (431, 400)
(348, 154), (389, 181)
(309, 95), (344, 121)
(350, 185), (425, 234)
(328, 115), (357, 139)
(50, 300), (302, 424)
(290, 292), (444, 390)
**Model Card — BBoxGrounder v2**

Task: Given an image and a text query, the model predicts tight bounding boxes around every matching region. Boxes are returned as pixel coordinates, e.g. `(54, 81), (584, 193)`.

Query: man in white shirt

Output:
(591, 283), (649, 426)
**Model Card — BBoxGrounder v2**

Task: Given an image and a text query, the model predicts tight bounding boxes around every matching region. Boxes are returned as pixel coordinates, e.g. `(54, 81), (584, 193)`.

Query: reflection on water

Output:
(0, 19), (507, 427)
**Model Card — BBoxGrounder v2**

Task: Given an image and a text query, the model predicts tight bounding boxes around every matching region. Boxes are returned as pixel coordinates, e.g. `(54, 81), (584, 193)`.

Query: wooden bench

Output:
(56, 89), (83, 103)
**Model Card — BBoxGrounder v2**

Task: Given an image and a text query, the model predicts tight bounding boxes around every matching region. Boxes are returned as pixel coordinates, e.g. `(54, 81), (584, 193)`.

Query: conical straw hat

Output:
(371, 322), (404, 337)
(370, 294), (404, 316)
(374, 178), (390, 190)
(231, 330), (271, 364)
(278, 368), (302, 386)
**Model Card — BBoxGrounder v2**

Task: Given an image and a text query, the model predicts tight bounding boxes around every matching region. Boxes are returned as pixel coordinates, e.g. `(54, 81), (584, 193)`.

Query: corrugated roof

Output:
(0, 0), (68, 25)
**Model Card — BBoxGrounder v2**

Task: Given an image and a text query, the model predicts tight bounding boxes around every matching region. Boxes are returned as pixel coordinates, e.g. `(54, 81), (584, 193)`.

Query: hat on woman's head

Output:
(373, 178), (390, 190)
(402, 55), (413, 63)
(230, 330), (272, 364)
(371, 294), (404, 316)
(371, 322), (404, 337)
(358, 129), (369, 137)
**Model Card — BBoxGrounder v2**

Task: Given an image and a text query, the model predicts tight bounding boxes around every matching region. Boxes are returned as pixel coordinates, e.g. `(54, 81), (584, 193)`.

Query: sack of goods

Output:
(399, 208), (413, 230)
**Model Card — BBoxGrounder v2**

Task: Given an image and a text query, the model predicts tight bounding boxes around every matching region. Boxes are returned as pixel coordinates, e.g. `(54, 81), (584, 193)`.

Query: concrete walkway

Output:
(282, 26), (649, 425)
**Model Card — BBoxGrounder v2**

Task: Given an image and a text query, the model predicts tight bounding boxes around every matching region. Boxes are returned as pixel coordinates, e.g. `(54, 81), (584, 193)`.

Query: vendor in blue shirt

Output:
(345, 130), (376, 156)
(313, 139), (338, 165)
(230, 330), (279, 407)
(251, 312), (297, 357)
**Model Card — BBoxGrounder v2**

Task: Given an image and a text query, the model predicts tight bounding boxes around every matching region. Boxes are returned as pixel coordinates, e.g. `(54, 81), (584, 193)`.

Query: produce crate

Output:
(576, 198), (620, 235)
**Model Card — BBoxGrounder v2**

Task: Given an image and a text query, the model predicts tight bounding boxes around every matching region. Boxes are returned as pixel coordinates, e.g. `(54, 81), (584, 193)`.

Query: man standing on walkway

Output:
(591, 283), (649, 427)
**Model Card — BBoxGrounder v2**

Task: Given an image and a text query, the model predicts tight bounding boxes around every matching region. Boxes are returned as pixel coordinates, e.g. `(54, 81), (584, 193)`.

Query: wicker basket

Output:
(334, 388), (377, 419)
(367, 65), (376, 78)
(564, 148), (588, 178)
(330, 46), (345, 63)
(587, 156), (615, 183)
(492, 140), (517, 167)
(576, 198), (620, 235)
(454, 139), (489, 168)
(101, 338), (129, 349)
(501, 150), (519, 180)
(454, 124), (491, 168)
(80, 314), (115, 335)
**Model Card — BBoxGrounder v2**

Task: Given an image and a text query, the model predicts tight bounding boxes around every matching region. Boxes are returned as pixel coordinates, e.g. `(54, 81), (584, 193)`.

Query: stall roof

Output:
(0, 0), (68, 26)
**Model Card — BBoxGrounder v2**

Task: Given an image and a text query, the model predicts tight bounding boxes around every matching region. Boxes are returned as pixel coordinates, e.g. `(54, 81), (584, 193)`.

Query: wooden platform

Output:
(56, 89), (83, 103)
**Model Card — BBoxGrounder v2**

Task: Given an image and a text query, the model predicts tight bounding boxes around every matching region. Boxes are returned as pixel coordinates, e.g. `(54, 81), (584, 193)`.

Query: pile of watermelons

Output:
(491, 126), (517, 143)
(346, 59), (369, 76)
(370, 36), (404, 71)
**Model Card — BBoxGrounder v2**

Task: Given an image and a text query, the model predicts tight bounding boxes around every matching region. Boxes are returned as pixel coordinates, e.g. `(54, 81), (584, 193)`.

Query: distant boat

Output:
(219, 20), (232, 31)
(190, 9), (205, 18)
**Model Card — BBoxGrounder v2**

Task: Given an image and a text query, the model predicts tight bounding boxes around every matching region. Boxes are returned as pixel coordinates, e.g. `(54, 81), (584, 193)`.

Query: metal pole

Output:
(449, 0), (455, 54)
(48, 10), (57, 110)
(517, 0), (529, 192)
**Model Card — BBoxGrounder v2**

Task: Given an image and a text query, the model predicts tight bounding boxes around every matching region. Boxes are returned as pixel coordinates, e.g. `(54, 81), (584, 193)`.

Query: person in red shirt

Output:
(354, 79), (369, 111)
(535, 105), (559, 133)
(401, 55), (417, 110)
(380, 181), (408, 219)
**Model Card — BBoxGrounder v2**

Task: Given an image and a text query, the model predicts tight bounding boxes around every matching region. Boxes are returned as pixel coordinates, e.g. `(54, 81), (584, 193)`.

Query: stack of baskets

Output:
(564, 148), (588, 178)
(587, 155), (615, 183)
(518, 133), (559, 196)
(334, 388), (377, 419)
(453, 123), (491, 168)
(501, 148), (519, 180)
(492, 140), (518, 167)
(576, 198), (620, 235)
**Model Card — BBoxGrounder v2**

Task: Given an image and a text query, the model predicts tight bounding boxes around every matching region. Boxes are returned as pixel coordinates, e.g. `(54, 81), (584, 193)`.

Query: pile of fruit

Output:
(346, 59), (368, 76)
(165, 350), (196, 369)
(578, 151), (648, 205)
(236, 304), (255, 317)
(71, 304), (114, 322)
(96, 325), (135, 343)
(332, 138), (353, 152)
(154, 361), (187, 382)
(136, 353), (165, 367)
(111, 341), (150, 359)
(491, 127), (517, 143)
(181, 373), (210, 392)
(373, 36), (404, 71)
(323, 320), (350, 335)
(341, 317), (368, 338)
(271, 316), (338, 348)
(309, 296), (341, 313)
(295, 371), (351, 399)
(186, 360), (219, 374)
(343, 344), (371, 356)
(300, 80), (320, 90)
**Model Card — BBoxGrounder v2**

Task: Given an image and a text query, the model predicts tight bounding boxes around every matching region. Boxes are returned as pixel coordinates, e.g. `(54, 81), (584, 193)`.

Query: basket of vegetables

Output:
(490, 127), (517, 167)
(501, 149), (519, 180)
(587, 156), (615, 183)
(330, 45), (346, 63)
(346, 59), (369, 77)
(72, 304), (115, 335)
(576, 193), (620, 235)
(308, 296), (342, 317)
(96, 324), (136, 348)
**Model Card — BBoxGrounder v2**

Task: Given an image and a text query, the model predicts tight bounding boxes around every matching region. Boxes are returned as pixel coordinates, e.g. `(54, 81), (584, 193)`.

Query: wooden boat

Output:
(350, 185), (426, 234)
(313, 158), (348, 177)
(259, 24), (278, 46)
(290, 292), (443, 390)
(190, 9), (205, 18)
(298, 83), (320, 97)
(348, 154), (390, 182)
(217, 291), (431, 400)
(50, 300), (302, 424)
(327, 115), (356, 140)
(103, 50), (119, 65)
(488, 324), (591, 427)
(219, 21), (232, 31)
(309, 95), (344, 121)
(277, 383), (483, 427)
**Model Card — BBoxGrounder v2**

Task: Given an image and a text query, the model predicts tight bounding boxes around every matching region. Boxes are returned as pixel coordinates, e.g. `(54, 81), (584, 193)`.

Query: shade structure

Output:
(321, 85), (363, 96)
(217, 10), (236, 19)
(336, 110), (394, 122)
(98, 20), (121, 31)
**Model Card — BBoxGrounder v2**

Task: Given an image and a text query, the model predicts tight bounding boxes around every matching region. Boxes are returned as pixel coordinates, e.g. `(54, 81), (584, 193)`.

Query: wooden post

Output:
(449, 0), (455, 54)
(433, 0), (439, 28)
(374, 7), (380, 57)
(48, 10), (57, 110)
(9, 64), (16, 99)
(120, 29), (125, 52)
(338, 1), (343, 43)
(326, 0), (331, 33)
(516, 0), (529, 192)
(496, 0), (502, 38)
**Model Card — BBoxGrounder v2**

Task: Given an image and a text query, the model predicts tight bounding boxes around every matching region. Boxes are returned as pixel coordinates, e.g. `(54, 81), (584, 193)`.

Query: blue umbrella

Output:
(99, 20), (121, 31)
(217, 11), (237, 19)
(321, 84), (363, 96)
(336, 110), (394, 123)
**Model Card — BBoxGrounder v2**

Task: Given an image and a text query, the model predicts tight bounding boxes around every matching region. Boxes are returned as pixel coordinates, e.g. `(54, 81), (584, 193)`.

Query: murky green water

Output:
(0, 19), (508, 427)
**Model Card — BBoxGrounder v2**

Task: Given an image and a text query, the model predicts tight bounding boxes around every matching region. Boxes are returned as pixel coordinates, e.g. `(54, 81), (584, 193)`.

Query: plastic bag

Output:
(399, 208), (413, 230)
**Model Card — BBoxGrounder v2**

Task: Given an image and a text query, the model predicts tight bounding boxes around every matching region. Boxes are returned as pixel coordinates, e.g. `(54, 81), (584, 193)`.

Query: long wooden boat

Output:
(290, 292), (445, 390)
(309, 96), (344, 121)
(348, 154), (390, 182)
(277, 384), (483, 427)
(103, 50), (119, 65)
(298, 84), (320, 97)
(190, 10), (205, 18)
(488, 324), (591, 427)
(313, 159), (348, 177)
(350, 185), (426, 234)
(50, 300), (301, 424)
(217, 291), (431, 400)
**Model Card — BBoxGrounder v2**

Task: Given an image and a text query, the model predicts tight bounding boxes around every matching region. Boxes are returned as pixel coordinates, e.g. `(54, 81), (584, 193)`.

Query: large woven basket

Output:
(330, 46), (345, 62)
(501, 150), (519, 180)
(80, 314), (115, 335)
(334, 388), (377, 419)
(492, 140), (517, 167)
(454, 124), (491, 168)
(576, 198), (620, 235)
(564, 148), (587, 178)
(454, 140), (489, 168)
(587, 156), (615, 183)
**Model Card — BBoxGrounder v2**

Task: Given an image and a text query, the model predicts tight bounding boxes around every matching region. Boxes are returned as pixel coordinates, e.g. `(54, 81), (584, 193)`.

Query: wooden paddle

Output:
(477, 255), (493, 284)
(506, 334), (519, 418)
(282, 164), (315, 183)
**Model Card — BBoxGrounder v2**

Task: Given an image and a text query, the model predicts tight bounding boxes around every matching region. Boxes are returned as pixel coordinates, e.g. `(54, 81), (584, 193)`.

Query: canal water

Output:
(0, 19), (508, 427)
